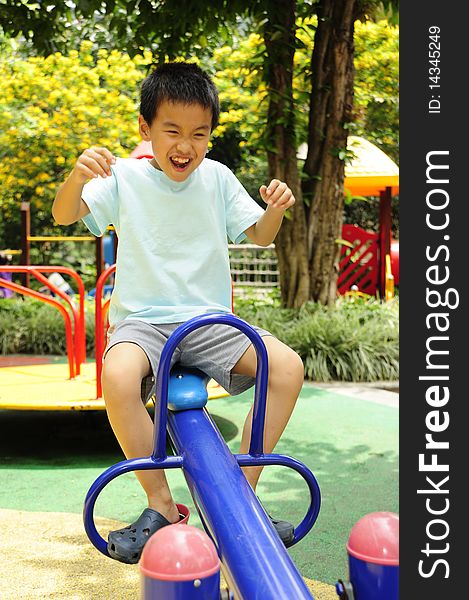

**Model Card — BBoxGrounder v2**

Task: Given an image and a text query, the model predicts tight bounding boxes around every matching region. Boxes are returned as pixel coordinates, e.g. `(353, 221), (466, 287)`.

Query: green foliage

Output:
(0, 298), (95, 355)
(0, 0), (249, 58)
(0, 295), (398, 382)
(353, 20), (399, 163)
(207, 36), (267, 163)
(207, 18), (398, 191)
(234, 294), (399, 381)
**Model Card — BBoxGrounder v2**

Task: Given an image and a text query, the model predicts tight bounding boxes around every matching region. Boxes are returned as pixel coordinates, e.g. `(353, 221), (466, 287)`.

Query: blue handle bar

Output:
(153, 313), (269, 459)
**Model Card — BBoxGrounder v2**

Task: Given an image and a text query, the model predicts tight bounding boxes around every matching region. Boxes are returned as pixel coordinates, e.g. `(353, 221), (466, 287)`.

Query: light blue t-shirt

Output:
(82, 157), (264, 326)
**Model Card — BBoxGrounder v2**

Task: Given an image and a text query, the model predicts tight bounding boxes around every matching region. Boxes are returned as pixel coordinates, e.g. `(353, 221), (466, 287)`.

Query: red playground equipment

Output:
(297, 135), (400, 298)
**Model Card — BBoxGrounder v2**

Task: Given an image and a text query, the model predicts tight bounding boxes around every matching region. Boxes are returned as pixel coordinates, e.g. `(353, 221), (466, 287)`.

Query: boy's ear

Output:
(138, 115), (151, 140)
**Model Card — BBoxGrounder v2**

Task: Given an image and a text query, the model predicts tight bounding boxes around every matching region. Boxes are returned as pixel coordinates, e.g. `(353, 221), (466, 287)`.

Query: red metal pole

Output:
(0, 274), (75, 379)
(30, 269), (82, 376)
(2, 265), (87, 369)
(379, 187), (392, 299)
(95, 264), (116, 399)
(96, 237), (104, 281)
(20, 202), (30, 288)
(41, 266), (87, 366)
(35, 266), (87, 366)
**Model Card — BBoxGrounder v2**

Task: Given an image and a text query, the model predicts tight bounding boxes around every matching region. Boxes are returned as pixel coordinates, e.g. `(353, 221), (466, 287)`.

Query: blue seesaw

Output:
(83, 313), (321, 599)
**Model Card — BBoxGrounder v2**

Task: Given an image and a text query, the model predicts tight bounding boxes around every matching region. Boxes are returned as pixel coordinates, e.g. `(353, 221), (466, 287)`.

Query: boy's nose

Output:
(176, 139), (192, 153)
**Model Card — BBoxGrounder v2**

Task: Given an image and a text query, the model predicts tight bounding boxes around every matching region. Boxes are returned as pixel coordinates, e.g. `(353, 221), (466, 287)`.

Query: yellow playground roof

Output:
(297, 135), (399, 197)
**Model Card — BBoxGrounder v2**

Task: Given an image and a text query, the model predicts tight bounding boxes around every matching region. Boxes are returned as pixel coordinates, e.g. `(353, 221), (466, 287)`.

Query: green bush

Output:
(0, 295), (398, 381)
(0, 297), (95, 356)
(234, 294), (399, 382)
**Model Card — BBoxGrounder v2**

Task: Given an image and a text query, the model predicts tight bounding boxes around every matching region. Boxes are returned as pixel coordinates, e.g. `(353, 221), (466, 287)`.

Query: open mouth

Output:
(170, 156), (192, 171)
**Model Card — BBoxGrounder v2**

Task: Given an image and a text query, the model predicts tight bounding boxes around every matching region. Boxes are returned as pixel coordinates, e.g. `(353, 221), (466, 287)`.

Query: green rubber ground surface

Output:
(0, 383), (398, 586)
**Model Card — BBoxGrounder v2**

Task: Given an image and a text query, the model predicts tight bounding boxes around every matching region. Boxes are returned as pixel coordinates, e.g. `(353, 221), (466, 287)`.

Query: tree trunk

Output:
(303, 0), (358, 305)
(263, 0), (309, 308)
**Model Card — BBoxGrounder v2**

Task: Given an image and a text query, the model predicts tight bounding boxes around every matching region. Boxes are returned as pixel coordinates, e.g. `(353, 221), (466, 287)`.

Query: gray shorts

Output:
(105, 318), (272, 402)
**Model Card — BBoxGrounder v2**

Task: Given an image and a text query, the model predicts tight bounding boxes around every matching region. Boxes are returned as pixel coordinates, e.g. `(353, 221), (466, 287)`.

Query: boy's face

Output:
(138, 101), (212, 182)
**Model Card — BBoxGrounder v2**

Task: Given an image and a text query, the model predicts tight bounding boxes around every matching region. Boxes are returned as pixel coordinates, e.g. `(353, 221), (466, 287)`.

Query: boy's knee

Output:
(285, 349), (304, 382)
(102, 343), (150, 395)
(102, 359), (127, 389)
(270, 345), (304, 384)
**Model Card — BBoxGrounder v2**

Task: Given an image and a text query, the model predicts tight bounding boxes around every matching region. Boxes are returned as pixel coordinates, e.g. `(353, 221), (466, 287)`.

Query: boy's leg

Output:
(231, 336), (304, 490)
(102, 342), (180, 524)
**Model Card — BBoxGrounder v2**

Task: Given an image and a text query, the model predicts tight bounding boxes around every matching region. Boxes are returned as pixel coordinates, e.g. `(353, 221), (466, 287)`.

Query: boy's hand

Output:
(259, 179), (295, 211)
(71, 147), (116, 185)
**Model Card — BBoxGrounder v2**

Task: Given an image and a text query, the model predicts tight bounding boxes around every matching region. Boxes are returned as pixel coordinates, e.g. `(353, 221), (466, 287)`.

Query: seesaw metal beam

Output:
(167, 406), (317, 599)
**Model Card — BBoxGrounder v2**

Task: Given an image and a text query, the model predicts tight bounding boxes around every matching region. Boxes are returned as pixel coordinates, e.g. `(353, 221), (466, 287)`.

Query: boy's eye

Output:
(166, 130), (178, 134)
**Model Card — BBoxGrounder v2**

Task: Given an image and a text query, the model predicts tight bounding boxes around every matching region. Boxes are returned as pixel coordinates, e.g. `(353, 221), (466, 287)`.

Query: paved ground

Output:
(313, 381), (399, 408)
(0, 376), (398, 599)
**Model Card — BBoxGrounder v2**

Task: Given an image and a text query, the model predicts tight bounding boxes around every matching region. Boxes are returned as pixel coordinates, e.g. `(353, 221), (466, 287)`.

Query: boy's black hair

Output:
(140, 62), (220, 131)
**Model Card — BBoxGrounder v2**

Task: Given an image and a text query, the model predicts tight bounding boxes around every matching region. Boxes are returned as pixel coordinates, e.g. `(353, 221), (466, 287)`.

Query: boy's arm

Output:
(52, 147), (115, 225)
(244, 179), (296, 246)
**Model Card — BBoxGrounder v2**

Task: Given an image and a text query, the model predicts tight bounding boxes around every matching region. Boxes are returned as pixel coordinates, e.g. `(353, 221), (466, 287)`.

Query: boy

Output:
(53, 62), (304, 564)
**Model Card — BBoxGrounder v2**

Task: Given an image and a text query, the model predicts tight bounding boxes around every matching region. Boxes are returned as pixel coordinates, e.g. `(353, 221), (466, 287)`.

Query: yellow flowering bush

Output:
(354, 20), (399, 161)
(209, 19), (398, 162)
(211, 33), (266, 155)
(0, 41), (148, 222)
